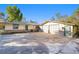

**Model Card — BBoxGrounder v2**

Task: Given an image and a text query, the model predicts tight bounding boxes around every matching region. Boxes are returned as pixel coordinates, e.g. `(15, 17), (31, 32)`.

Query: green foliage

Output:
(67, 7), (79, 25)
(6, 6), (23, 22)
(30, 20), (37, 23)
(66, 7), (79, 38)
(0, 12), (5, 19)
(73, 7), (79, 16)
(0, 12), (5, 16)
(67, 16), (74, 23)
(55, 12), (61, 19)
(55, 12), (68, 21)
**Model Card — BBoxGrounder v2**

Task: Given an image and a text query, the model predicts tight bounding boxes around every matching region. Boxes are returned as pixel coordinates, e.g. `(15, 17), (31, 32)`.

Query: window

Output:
(13, 24), (19, 29)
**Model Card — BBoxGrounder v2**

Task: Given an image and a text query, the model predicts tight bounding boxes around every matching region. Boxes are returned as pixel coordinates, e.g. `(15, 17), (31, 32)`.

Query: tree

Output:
(67, 7), (79, 24)
(67, 7), (79, 38)
(6, 6), (23, 22)
(29, 20), (37, 23)
(73, 7), (79, 17)
(0, 12), (5, 19)
(55, 12), (61, 20)
(63, 15), (68, 20)
(49, 16), (55, 21)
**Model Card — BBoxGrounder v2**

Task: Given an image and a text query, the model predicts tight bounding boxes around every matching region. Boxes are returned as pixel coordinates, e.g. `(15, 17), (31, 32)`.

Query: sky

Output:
(0, 4), (79, 24)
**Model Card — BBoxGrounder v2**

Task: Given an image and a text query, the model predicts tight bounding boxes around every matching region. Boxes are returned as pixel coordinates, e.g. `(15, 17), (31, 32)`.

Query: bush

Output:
(0, 30), (5, 34)
(73, 31), (79, 38)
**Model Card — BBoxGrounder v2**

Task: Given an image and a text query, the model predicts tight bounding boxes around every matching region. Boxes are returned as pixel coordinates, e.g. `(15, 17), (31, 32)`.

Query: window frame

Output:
(13, 24), (19, 30)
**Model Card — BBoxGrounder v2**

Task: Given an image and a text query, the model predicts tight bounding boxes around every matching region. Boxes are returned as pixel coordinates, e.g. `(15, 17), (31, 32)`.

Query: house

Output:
(0, 19), (27, 33)
(27, 22), (39, 32)
(0, 19), (39, 33)
(40, 20), (74, 37)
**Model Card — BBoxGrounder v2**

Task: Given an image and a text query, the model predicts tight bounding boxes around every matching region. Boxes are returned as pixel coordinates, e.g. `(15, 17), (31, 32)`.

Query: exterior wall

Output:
(42, 25), (49, 33)
(5, 24), (13, 30)
(28, 25), (36, 30)
(0, 23), (5, 30)
(0, 19), (4, 22)
(41, 22), (65, 34)
(59, 24), (65, 31)
(71, 26), (73, 33)
(40, 26), (43, 30)
(41, 21), (73, 37)
(5, 24), (25, 30)
(18, 24), (25, 30)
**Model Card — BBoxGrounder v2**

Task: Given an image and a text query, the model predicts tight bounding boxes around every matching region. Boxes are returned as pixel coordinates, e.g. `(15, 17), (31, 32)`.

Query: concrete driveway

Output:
(0, 32), (52, 54)
(0, 32), (79, 54)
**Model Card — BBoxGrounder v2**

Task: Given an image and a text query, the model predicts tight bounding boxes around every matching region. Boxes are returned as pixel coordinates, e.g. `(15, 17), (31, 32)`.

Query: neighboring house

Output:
(27, 22), (39, 32)
(0, 19), (26, 33)
(0, 19), (39, 33)
(0, 19), (6, 30)
(4, 22), (26, 31)
(40, 20), (74, 37)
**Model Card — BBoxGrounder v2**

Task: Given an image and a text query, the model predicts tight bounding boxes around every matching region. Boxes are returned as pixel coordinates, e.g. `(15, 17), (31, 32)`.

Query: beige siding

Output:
(5, 24), (13, 30)
(0, 23), (4, 29)
(28, 25), (36, 30)
(18, 24), (25, 30)
(5, 24), (25, 30)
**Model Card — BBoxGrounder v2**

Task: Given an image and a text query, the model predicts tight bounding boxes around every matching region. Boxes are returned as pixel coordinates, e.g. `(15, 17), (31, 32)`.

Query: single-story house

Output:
(27, 22), (40, 32)
(40, 20), (74, 37)
(0, 19), (39, 33)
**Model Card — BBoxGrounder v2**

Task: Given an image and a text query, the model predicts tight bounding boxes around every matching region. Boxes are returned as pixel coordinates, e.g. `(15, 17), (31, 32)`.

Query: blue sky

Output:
(0, 4), (79, 24)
